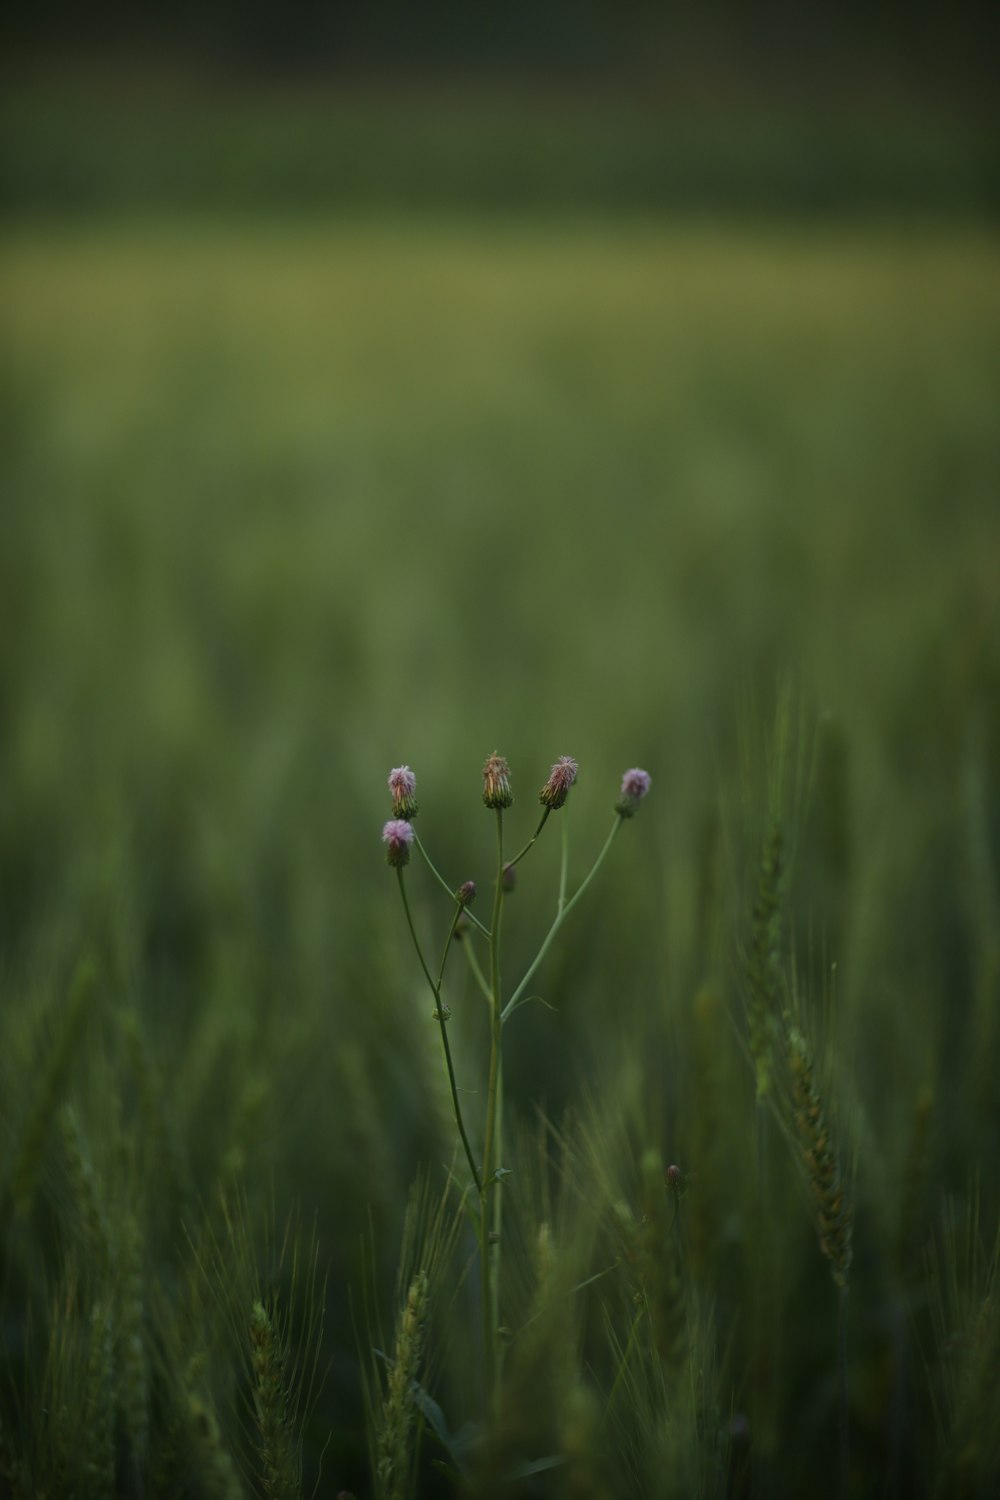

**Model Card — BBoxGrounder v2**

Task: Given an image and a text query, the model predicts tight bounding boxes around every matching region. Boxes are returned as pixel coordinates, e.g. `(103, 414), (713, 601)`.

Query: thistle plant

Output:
(382, 753), (650, 1423)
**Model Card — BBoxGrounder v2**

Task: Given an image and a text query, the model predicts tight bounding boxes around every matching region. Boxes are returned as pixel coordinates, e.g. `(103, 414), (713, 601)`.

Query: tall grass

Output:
(1, 219), (998, 1495)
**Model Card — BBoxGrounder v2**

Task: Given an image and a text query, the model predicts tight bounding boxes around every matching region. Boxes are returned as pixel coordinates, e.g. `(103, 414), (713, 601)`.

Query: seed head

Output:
(456, 880), (476, 907)
(482, 752), (514, 810)
(539, 755), (578, 811)
(382, 819), (415, 868)
(387, 765), (418, 820)
(615, 767), (652, 818)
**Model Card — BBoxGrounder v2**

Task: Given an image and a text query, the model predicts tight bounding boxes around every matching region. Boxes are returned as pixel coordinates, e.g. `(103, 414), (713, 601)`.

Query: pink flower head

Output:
(539, 755), (578, 811)
(382, 818), (415, 868)
(615, 767), (651, 818)
(388, 765), (418, 820)
(482, 751), (514, 810)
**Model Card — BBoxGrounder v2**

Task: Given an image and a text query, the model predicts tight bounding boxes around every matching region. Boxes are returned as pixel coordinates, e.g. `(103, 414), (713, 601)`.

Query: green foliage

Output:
(1, 218), (999, 1497)
(3, 67), (998, 222)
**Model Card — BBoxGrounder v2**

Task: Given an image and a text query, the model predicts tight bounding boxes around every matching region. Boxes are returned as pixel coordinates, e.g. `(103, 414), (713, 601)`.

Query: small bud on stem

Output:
(539, 755), (578, 811)
(387, 765), (418, 820)
(382, 819), (415, 868)
(482, 752), (514, 810)
(615, 767), (652, 818)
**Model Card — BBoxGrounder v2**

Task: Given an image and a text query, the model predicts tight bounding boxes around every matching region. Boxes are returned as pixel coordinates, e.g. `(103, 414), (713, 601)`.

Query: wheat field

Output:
(1, 219), (998, 1497)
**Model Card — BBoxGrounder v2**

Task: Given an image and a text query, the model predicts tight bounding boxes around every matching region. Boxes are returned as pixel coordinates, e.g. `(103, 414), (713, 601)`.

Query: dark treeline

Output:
(3, 3), (996, 222)
(5, 0), (999, 106)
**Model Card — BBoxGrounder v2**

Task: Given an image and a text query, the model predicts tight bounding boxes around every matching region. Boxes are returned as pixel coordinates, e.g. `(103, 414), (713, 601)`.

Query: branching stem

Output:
(505, 808), (550, 871)
(501, 815), (623, 1024)
(412, 830), (491, 937)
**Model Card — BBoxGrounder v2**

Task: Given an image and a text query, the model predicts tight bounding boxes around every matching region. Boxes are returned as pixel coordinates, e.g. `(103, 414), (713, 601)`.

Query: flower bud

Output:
(387, 765), (418, 820)
(539, 755), (578, 811)
(482, 752), (513, 810)
(382, 818), (415, 868)
(456, 880), (476, 907)
(665, 1163), (683, 1194)
(615, 767), (652, 818)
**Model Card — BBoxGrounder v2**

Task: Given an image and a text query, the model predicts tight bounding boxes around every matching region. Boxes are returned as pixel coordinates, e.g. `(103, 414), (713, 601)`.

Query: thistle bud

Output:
(387, 765), (418, 820)
(382, 819), (414, 868)
(665, 1164), (683, 1194)
(456, 880), (476, 907)
(482, 752), (513, 810)
(615, 767), (652, 818)
(539, 755), (578, 811)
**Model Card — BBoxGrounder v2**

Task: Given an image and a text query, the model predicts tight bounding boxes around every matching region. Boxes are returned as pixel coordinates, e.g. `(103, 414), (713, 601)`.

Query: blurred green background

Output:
(2, 5), (999, 1495)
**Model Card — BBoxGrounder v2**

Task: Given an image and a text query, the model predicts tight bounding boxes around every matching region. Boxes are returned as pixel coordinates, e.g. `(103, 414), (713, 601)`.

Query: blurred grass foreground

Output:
(2, 22), (1000, 1500)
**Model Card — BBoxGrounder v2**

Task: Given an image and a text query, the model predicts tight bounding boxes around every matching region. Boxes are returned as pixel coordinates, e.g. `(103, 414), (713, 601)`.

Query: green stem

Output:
(505, 808), (550, 871)
(480, 807), (506, 1415)
(558, 808), (570, 913)
(493, 1046), (504, 1370)
(395, 868), (436, 994)
(412, 830), (491, 937)
(462, 936), (493, 1004)
(396, 871), (482, 1197)
(501, 815), (623, 1024)
(838, 1283), (850, 1499)
(435, 905), (463, 992)
(752, 1100), (773, 1498)
(603, 1305), (644, 1425)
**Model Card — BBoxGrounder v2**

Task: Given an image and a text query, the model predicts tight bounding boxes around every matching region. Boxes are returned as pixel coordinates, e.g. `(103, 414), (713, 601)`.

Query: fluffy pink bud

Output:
(615, 767), (651, 818)
(382, 818), (415, 868)
(539, 755), (578, 811)
(387, 765), (418, 820)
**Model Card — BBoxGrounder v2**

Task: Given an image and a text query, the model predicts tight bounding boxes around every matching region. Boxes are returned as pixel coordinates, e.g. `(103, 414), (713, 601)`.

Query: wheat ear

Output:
(249, 1299), (298, 1500)
(788, 1025), (852, 1492)
(747, 820), (785, 1103)
(788, 1028), (852, 1288)
(376, 1272), (429, 1500)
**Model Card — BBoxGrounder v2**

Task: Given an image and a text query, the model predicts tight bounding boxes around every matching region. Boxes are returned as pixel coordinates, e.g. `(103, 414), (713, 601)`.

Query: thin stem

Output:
(461, 935), (493, 1004)
(838, 1283), (850, 1498)
(603, 1305), (644, 1425)
(505, 808), (551, 871)
(412, 830), (491, 937)
(493, 1046), (504, 1371)
(395, 868), (437, 994)
(557, 808), (570, 913)
(501, 815), (624, 1024)
(513, 1259), (620, 1342)
(480, 807), (506, 1416)
(396, 871), (482, 1197)
(752, 1099), (773, 1500)
(435, 905), (463, 992)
